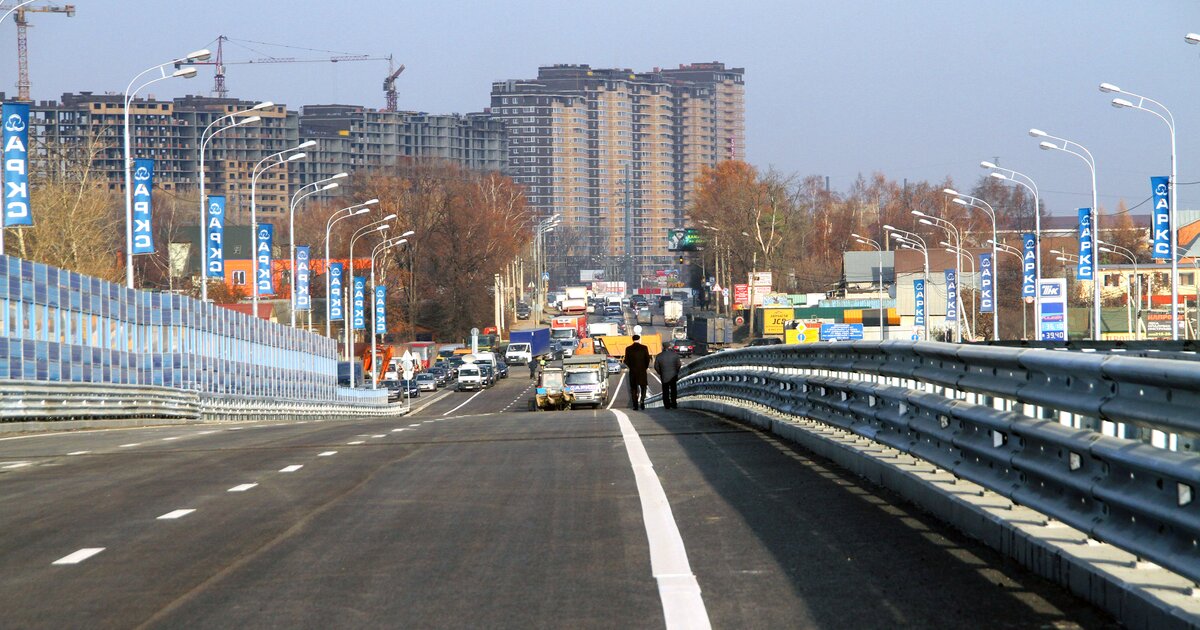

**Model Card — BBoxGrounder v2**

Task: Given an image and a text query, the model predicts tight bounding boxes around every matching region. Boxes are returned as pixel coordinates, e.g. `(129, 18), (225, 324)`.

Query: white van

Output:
(456, 364), (484, 392)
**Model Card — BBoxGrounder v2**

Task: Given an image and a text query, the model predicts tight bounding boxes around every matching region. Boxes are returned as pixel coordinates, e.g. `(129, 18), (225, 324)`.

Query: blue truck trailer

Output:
(505, 327), (551, 365)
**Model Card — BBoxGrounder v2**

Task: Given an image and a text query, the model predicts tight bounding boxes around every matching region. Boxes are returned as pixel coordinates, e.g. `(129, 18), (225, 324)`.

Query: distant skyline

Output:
(4, 0), (1200, 217)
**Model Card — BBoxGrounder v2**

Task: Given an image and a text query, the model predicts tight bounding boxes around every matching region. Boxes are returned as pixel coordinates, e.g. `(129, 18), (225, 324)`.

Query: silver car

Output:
(415, 373), (439, 392)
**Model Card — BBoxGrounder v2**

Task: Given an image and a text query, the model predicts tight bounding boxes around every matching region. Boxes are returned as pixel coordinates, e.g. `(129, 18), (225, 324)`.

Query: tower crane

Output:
(194, 35), (392, 101)
(383, 57), (405, 112)
(1, 2), (75, 102)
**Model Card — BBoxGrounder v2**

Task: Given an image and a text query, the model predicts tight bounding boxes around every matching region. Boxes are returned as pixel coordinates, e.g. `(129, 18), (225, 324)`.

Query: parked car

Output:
(415, 372), (439, 392)
(495, 360), (509, 379)
(748, 337), (784, 346)
(668, 339), (696, 357)
(606, 356), (622, 375)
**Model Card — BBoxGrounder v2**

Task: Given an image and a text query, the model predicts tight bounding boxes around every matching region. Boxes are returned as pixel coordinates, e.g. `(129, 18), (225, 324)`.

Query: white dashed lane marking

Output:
(279, 465), (303, 473)
(370, 434), (385, 438)
(346, 441), (364, 445)
(2, 462), (31, 469)
(119, 443), (141, 448)
(227, 484), (257, 492)
(318, 451), (337, 457)
(67, 451), (90, 456)
(52, 548), (105, 565)
(157, 509), (196, 520)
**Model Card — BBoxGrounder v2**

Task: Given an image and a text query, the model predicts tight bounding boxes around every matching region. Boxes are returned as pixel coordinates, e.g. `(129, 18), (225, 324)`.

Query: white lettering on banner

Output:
(5, 137), (26, 155)
(7, 181), (27, 197)
(133, 183), (150, 198)
(5, 201), (27, 219)
(207, 218), (221, 238)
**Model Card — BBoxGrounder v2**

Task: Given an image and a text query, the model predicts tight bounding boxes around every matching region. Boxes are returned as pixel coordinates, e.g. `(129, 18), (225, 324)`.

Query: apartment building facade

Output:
(489, 62), (745, 288)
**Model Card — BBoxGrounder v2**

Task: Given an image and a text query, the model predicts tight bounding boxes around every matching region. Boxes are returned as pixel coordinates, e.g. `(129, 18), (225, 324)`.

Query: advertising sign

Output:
(580, 269), (605, 282)
(373, 285), (386, 334)
(784, 321), (823, 344)
(944, 269), (958, 323)
(1077, 208), (1093, 281)
(1145, 311), (1185, 339)
(328, 263), (344, 322)
(819, 323), (865, 341)
(256, 224), (274, 295)
(591, 281), (626, 295)
(666, 227), (702, 251)
(1021, 233), (1036, 299)
(1151, 176), (1172, 258)
(762, 307), (793, 335)
(206, 196), (225, 278)
(733, 283), (749, 308)
(131, 159), (155, 254)
(352, 276), (366, 330)
(1037, 278), (1068, 341)
(295, 246), (311, 311)
(3, 102), (31, 227)
(913, 279), (926, 328)
(979, 253), (993, 314)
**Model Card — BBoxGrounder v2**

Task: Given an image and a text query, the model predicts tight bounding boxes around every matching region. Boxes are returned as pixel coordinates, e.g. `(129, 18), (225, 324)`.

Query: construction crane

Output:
(196, 35), (392, 102)
(2, 2), (75, 102)
(383, 57), (405, 112)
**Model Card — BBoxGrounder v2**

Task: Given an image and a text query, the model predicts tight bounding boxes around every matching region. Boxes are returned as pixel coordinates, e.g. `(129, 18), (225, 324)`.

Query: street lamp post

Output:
(288, 173), (347, 326)
(122, 49), (210, 288)
(324, 200), (378, 338)
(885, 225), (929, 340)
(1101, 82), (1180, 340)
(345, 214), (397, 385)
(913, 213), (963, 342)
(989, 240), (1027, 338)
(1031, 128), (1101, 340)
(1099, 244), (1138, 340)
(199, 101), (272, 301)
(368, 237), (411, 388)
(982, 162), (1043, 333)
(250, 140), (315, 315)
(941, 240), (978, 341)
(941, 191), (999, 340)
(852, 233), (887, 340)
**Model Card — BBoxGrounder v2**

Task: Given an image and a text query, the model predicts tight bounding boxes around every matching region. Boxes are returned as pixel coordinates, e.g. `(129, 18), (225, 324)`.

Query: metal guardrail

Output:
(1, 380), (201, 421)
(0, 381), (405, 424)
(975, 339), (1200, 362)
(677, 341), (1200, 584)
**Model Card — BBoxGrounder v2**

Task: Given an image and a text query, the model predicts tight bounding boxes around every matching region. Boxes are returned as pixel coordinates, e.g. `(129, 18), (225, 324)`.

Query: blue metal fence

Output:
(0, 255), (340, 402)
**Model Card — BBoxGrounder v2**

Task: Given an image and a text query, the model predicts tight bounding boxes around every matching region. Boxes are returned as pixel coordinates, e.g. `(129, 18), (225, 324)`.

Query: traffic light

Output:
(677, 256), (684, 264)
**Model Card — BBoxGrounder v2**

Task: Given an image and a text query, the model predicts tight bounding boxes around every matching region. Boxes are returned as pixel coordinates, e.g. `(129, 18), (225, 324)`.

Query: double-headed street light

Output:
(368, 235), (414, 388)
(288, 173), (348, 326)
(940, 191), (999, 340)
(250, 141), (315, 313)
(941, 240), (978, 339)
(345, 214), (397, 384)
(981, 162), (1042, 324)
(851, 233), (888, 340)
(1031, 128), (1101, 340)
(884, 225), (929, 340)
(122, 48), (210, 288)
(198, 101), (272, 301)
(1098, 241), (1140, 340)
(324, 200), (378, 338)
(988, 239), (1030, 338)
(1100, 82), (1180, 340)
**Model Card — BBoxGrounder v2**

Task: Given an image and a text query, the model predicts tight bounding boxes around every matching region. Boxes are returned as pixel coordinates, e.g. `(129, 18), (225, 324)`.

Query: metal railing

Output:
(677, 341), (1200, 583)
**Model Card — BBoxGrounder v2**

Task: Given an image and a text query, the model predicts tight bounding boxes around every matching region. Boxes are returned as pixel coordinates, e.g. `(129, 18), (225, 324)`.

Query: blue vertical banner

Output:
(295, 246), (311, 311)
(979, 253), (994, 314)
(131, 159), (155, 254)
(1022, 233), (1036, 298)
(3, 102), (32, 227)
(328, 263), (344, 321)
(206, 195), (225, 278)
(373, 285), (386, 334)
(913, 279), (926, 328)
(1077, 208), (1093, 281)
(1151, 176), (1171, 258)
(256, 223), (275, 295)
(352, 276), (366, 330)
(944, 269), (958, 323)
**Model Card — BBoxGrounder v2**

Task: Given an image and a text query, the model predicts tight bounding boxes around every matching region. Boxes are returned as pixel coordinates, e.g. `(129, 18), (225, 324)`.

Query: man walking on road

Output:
(623, 334), (651, 410)
(528, 357), (539, 380)
(654, 344), (682, 409)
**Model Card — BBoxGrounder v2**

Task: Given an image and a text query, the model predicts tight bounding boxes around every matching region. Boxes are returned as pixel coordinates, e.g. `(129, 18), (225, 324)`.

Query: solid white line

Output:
(612, 409), (711, 629)
(118, 443), (141, 448)
(607, 372), (627, 410)
(52, 548), (105, 565)
(227, 483), (257, 492)
(318, 451), (337, 457)
(279, 465), (303, 473)
(442, 390), (485, 416)
(346, 441), (364, 445)
(67, 451), (90, 456)
(157, 509), (196, 520)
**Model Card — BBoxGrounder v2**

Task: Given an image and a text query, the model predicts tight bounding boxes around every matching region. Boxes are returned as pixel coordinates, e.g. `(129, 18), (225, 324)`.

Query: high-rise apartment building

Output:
(489, 62), (744, 287)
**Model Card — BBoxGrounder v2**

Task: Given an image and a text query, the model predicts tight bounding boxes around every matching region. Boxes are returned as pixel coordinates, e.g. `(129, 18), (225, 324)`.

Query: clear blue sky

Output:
(7, 0), (1200, 216)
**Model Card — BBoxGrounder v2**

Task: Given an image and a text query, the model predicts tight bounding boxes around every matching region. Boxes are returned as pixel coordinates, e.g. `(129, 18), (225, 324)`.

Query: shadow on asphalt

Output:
(631, 407), (1117, 629)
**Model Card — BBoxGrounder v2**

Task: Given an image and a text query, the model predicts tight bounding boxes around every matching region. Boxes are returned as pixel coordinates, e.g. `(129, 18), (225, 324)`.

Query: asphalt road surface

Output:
(0, 360), (1115, 628)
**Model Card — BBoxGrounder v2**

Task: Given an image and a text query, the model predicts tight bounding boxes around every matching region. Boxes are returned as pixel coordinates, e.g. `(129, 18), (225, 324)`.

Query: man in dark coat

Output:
(623, 335), (651, 410)
(654, 345), (683, 409)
